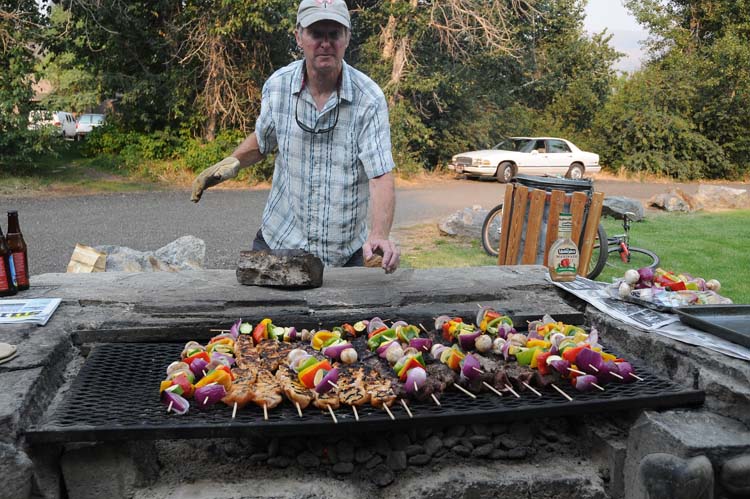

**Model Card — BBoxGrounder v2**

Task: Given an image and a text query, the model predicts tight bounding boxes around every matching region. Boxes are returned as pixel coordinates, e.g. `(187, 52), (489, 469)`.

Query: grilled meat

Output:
(222, 367), (257, 408)
(275, 366), (313, 410)
(251, 369), (283, 409)
(313, 387), (340, 410)
(338, 366), (370, 407)
(234, 335), (258, 369)
(256, 340), (293, 372)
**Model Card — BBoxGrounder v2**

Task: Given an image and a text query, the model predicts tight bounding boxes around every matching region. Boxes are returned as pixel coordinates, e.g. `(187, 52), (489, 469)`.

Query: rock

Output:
(366, 455), (383, 468)
(388, 433), (408, 452)
(472, 443), (494, 458)
(267, 438), (279, 457)
(95, 235), (205, 272)
(266, 456), (291, 468)
(236, 249), (323, 288)
(296, 451), (320, 468)
(648, 189), (702, 213)
(638, 453), (713, 499)
(468, 435), (491, 446)
(374, 439), (391, 457)
(424, 436), (443, 456)
(416, 426), (433, 440)
(603, 196), (645, 221)
(408, 454), (432, 466)
(405, 444), (423, 457)
(442, 436), (460, 448)
(490, 423), (509, 435)
(496, 423), (533, 449)
(0, 444), (33, 499)
(470, 423), (492, 437)
(370, 464), (395, 488)
(720, 454), (750, 496)
(452, 445), (471, 457)
(446, 425), (466, 438)
(249, 453), (268, 463)
(694, 185), (750, 210)
(336, 439), (354, 463)
(332, 462), (354, 474)
(437, 205), (489, 238)
(387, 450), (407, 471)
(354, 447), (374, 464)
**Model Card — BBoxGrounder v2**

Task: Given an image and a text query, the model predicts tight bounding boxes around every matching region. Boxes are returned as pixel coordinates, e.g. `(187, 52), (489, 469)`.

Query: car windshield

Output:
(493, 138), (534, 152)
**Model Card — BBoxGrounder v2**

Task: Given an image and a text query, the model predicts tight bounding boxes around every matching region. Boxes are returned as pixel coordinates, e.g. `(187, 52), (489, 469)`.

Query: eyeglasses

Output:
(295, 87), (341, 134)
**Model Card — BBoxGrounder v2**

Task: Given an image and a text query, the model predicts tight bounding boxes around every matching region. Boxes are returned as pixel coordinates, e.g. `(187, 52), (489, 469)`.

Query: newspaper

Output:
(0, 298), (62, 326)
(550, 276), (750, 362)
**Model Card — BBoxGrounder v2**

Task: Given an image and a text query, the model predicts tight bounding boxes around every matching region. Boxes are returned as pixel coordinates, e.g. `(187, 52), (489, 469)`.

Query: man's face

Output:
(296, 20), (350, 74)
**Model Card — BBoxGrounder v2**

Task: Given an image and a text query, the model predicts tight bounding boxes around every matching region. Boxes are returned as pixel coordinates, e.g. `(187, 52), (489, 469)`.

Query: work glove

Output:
(191, 156), (241, 202)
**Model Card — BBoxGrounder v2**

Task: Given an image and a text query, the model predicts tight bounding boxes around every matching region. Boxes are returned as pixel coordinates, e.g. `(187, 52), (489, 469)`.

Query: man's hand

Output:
(191, 157), (241, 203)
(363, 238), (400, 274)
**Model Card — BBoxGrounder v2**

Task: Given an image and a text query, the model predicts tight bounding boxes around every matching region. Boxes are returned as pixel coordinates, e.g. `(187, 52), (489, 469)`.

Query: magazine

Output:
(0, 298), (62, 326)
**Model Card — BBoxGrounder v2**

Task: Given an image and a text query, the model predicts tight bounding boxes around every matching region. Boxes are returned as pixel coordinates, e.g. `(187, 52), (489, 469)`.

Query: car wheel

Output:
(566, 163), (584, 179)
(495, 162), (514, 183)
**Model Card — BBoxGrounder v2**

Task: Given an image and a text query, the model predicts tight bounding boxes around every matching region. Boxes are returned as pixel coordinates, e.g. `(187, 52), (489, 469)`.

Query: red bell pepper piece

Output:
(536, 351), (552, 376)
(185, 351), (210, 366)
(562, 345), (590, 364)
(368, 326), (388, 339)
(252, 323), (268, 344)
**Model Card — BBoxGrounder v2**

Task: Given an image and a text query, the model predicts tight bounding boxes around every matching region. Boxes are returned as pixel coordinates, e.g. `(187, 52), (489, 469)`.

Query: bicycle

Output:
(590, 211), (660, 279)
(481, 202), (608, 279)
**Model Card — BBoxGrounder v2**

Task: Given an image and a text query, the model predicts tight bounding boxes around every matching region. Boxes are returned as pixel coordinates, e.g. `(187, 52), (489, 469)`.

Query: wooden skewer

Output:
(521, 381), (542, 397)
(383, 404), (395, 420)
(609, 371), (624, 380)
(203, 396), (209, 405)
(327, 405), (338, 424)
(431, 393), (441, 406)
(504, 383), (520, 399)
(588, 364), (600, 372)
(209, 329), (231, 332)
(232, 402), (238, 419)
(167, 401), (173, 413)
(295, 401), (303, 418)
(352, 405), (359, 422)
(629, 372), (644, 381)
(419, 323), (429, 334)
(400, 399), (413, 418)
(473, 366), (485, 374)
(328, 380), (338, 390)
(453, 383), (477, 399)
(414, 381), (419, 392)
(592, 383), (605, 391)
(263, 404), (268, 421)
(550, 383), (573, 401)
(477, 303), (483, 308)
(482, 381), (503, 397)
(568, 367), (587, 375)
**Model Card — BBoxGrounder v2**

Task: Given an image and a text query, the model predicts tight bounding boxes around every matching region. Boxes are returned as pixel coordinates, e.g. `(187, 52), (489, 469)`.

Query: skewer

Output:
(521, 381), (542, 397)
(609, 371), (624, 380)
(232, 402), (238, 419)
(419, 323), (429, 334)
(167, 401), (173, 413)
(568, 367), (587, 375)
(400, 399), (413, 418)
(352, 405), (359, 422)
(263, 404), (268, 421)
(431, 393), (441, 406)
(588, 364), (600, 372)
(477, 303), (483, 308)
(482, 381), (504, 397)
(383, 404), (395, 420)
(592, 382), (605, 391)
(473, 367), (485, 374)
(629, 372), (644, 381)
(504, 383), (520, 399)
(295, 401), (303, 418)
(550, 383), (573, 401)
(414, 381), (419, 392)
(453, 383), (477, 399)
(328, 380), (338, 390)
(203, 396), (209, 405)
(327, 405), (338, 424)
(209, 329), (231, 332)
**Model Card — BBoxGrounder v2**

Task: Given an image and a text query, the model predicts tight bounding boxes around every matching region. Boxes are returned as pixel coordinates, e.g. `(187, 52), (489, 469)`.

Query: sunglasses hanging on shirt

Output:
(295, 63), (342, 134)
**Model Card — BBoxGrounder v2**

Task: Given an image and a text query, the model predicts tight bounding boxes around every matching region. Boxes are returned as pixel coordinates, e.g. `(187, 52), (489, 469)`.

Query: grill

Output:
(26, 342), (704, 443)
(454, 157), (473, 166)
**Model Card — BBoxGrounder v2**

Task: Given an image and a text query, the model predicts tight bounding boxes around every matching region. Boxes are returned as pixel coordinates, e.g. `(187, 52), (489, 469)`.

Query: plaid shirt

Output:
(255, 59), (395, 266)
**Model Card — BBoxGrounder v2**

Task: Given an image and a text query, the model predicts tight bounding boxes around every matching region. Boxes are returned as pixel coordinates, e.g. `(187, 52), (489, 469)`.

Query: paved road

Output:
(3, 176), (747, 274)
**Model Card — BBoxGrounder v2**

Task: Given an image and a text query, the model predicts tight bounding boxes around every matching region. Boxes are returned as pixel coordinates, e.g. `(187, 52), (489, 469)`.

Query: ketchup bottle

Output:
(6, 210), (29, 291)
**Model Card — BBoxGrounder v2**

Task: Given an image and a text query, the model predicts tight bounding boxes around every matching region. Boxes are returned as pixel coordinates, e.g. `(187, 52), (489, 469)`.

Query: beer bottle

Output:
(0, 225), (17, 297)
(6, 211), (29, 291)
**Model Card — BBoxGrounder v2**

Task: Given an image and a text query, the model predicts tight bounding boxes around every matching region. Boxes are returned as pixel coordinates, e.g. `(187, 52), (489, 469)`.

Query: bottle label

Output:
(551, 247), (579, 275)
(0, 259), (9, 292)
(8, 256), (16, 287)
(11, 253), (28, 287)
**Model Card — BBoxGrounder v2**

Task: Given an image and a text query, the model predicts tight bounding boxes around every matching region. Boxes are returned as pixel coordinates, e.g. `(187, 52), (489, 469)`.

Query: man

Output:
(191, 0), (399, 273)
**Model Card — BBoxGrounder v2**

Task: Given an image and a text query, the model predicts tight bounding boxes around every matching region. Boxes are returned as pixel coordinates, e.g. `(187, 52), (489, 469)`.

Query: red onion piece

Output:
(161, 390), (190, 415)
(434, 315), (451, 332)
(404, 367), (427, 395)
(189, 358), (208, 380)
(598, 360), (621, 383)
(194, 383), (227, 409)
(322, 342), (353, 361)
(314, 368), (339, 394)
(527, 329), (544, 341)
(229, 319), (241, 339)
(376, 340), (398, 357)
(211, 351), (235, 367)
(575, 348), (603, 375)
(638, 266), (655, 285)
(573, 374), (599, 392)
(368, 317), (387, 335)
(461, 354), (482, 381)
(291, 353), (312, 372)
(458, 330), (482, 350)
(616, 361), (637, 383)
(548, 358), (571, 374)
(409, 337), (433, 353)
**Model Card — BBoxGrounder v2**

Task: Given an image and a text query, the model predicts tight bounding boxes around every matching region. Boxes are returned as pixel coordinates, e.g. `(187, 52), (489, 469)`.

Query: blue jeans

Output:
(252, 229), (364, 267)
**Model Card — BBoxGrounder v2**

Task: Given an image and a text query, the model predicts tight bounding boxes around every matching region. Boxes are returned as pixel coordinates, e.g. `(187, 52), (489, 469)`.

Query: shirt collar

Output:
(292, 59), (352, 104)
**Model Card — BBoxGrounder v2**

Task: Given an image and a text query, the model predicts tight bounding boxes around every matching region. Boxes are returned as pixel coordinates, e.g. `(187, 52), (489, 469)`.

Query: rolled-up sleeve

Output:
(255, 81), (278, 155)
(357, 96), (396, 179)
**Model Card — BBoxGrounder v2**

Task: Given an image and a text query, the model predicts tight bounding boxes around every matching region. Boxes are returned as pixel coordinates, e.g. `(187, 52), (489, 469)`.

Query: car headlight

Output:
(472, 159), (491, 166)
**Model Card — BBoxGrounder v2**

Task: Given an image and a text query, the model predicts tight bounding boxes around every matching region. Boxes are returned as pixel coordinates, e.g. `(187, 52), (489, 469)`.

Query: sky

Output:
(584, 0), (648, 72)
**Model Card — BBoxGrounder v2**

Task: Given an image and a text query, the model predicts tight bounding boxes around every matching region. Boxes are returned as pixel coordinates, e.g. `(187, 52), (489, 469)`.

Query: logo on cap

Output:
(315, 0), (333, 6)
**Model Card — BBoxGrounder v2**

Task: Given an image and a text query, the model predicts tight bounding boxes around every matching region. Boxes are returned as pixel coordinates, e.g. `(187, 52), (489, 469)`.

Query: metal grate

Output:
(25, 343), (704, 443)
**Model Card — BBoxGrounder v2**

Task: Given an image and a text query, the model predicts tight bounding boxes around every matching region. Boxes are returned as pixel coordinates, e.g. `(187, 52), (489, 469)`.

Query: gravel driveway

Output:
(2, 176), (747, 274)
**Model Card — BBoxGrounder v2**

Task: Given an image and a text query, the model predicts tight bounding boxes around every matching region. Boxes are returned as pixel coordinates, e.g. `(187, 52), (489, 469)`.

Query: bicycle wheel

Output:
(604, 246), (660, 276)
(481, 203), (504, 257)
(586, 224), (609, 280)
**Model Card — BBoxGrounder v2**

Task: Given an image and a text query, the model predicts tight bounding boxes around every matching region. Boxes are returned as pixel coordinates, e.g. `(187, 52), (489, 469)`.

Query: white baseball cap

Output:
(297, 0), (351, 29)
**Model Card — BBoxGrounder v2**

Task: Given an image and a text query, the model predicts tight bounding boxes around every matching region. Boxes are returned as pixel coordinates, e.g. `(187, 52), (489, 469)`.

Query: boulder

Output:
(95, 235), (205, 272)
(694, 185), (750, 210)
(647, 188), (703, 213)
(236, 249), (324, 288)
(438, 205), (489, 238)
(603, 196), (645, 221)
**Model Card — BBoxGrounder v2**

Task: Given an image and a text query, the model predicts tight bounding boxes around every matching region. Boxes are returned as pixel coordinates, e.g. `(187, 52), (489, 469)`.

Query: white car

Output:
(27, 110), (77, 139)
(75, 113), (106, 139)
(449, 137), (600, 183)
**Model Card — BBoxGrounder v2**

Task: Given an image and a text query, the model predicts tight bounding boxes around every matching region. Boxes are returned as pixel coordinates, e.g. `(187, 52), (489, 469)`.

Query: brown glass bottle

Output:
(6, 210), (29, 290)
(0, 225), (18, 296)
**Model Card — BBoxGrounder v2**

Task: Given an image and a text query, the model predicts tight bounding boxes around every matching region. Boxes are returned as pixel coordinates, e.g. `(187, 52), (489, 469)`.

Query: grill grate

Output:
(25, 343), (704, 443)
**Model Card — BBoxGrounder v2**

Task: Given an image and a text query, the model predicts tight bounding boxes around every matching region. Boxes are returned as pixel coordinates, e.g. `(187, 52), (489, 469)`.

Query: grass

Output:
(398, 210), (750, 304)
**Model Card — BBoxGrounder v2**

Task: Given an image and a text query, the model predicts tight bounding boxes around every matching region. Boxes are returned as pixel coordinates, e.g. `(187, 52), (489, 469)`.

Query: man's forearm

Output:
(232, 132), (265, 168)
(369, 172), (395, 239)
